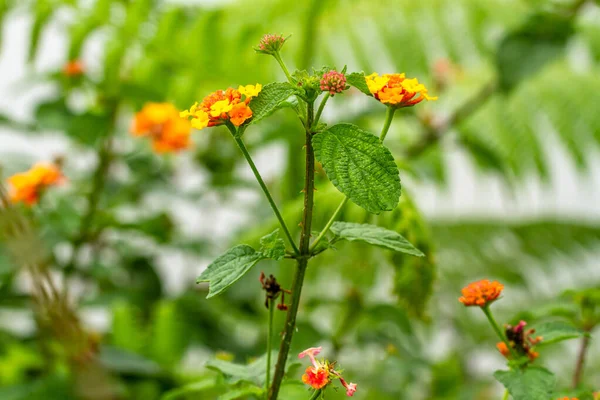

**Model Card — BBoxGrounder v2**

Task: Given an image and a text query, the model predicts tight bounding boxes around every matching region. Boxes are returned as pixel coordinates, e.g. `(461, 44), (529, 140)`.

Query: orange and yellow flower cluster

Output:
(459, 279), (504, 307)
(366, 73), (437, 108)
(299, 347), (357, 397)
(131, 103), (192, 153)
(179, 84), (262, 130)
(7, 162), (64, 205)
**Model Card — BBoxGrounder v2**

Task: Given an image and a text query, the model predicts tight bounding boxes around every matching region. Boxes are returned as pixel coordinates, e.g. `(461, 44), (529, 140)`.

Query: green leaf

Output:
(531, 321), (585, 346)
(496, 12), (574, 91)
(67, 112), (112, 147)
(98, 346), (162, 377)
(248, 82), (299, 124)
(331, 222), (424, 257)
(259, 229), (286, 261)
(197, 245), (263, 298)
(160, 378), (219, 400)
(217, 385), (263, 400)
(206, 354), (271, 386)
(346, 72), (372, 96)
(313, 123), (401, 214)
(494, 367), (556, 400)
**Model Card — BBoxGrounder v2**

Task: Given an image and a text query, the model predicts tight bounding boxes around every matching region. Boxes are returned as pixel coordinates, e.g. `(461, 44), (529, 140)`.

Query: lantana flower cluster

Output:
(7, 162), (64, 205)
(299, 347), (357, 397)
(459, 279), (504, 307)
(366, 72), (437, 108)
(131, 103), (192, 153)
(179, 84), (262, 130)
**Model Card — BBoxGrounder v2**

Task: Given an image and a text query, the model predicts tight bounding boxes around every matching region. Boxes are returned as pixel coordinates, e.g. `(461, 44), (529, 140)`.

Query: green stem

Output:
(379, 107), (396, 142)
(312, 94), (329, 129)
(266, 299), (274, 394)
(308, 389), (322, 400)
(269, 102), (316, 400)
(309, 197), (347, 253)
(502, 389), (509, 400)
(229, 131), (300, 255)
(273, 52), (293, 83)
(481, 305), (519, 359)
(309, 105), (397, 253)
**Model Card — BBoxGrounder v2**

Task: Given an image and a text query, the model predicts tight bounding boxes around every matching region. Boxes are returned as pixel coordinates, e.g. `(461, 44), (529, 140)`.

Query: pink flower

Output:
(320, 70), (347, 95)
(255, 34), (288, 55)
(344, 381), (357, 396)
(298, 346), (322, 368)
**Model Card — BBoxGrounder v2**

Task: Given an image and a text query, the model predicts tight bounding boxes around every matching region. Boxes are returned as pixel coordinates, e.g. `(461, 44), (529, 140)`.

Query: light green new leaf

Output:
(259, 229), (286, 261)
(532, 321), (585, 346)
(494, 367), (556, 400)
(248, 82), (299, 124)
(346, 72), (372, 96)
(331, 222), (424, 257)
(313, 124), (401, 214)
(197, 245), (263, 298)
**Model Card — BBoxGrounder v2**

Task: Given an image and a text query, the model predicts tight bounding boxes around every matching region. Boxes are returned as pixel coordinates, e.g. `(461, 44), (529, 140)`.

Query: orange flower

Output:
(131, 103), (192, 153)
(459, 279), (503, 307)
(302, 365), (330, 390)
(180, 84), (262, 130)
(496, 342), (510, 358)
(365, 72), (437, 108)
(63, 60), (84, 77)
(7, 162), (64, 205)
(557, 398), (579, 400)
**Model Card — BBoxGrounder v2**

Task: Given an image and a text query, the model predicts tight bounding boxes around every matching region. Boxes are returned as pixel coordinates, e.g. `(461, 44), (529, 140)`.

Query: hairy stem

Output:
(572, 331), (591, 388)
(482, 305), (519, 359)
(266, 299), (274, 394)
(309, 104), (397, 252)
(230, 130), (300, 255)
(269, 101), (316, 399)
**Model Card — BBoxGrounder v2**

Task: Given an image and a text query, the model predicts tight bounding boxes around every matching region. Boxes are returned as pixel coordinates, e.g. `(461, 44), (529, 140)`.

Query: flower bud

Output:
(255, 34), (288, 55)
(320, 70), (346, 95)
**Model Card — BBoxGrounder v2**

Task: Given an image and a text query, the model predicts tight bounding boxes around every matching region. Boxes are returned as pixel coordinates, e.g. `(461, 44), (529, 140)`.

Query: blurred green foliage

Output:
(0, 0), (599, 399)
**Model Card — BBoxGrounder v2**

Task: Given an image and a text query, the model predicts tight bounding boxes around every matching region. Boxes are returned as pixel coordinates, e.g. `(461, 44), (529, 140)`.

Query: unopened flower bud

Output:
(320, 70), (346, 95)
(255, 34), (288, 55)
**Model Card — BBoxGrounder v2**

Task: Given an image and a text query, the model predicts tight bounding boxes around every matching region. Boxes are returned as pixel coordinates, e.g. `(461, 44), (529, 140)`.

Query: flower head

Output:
(365, 72), (437, 108)
(502, 320), (543, 361)
(302, 365), (330, 390)
(320, 70), (347, 95)
(557, 398), (579, 400)
(180, 85), (261, 130)
(298, 347), (357, 396)
(63, 60), (84, 77)
(459, 279), (504, 307)
(7, 162), (64, 205)
(255, 34), (288, 55)
(131, 103), (192, 153)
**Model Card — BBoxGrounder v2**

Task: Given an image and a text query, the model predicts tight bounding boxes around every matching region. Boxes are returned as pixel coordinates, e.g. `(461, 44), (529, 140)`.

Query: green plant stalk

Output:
(502, 389), (509, 400)
(379, 107), (396, 142)
(229, 129), (300, 255)
(273, 52), (293, 83)
(308, 389), (322, 400)
(481, 305), (519, 359)
(309, 104), (397, 252)
(312, 94), (329, 129)
(269, 101), (316, 400)
(266, 298), (274, 394)
(572, 328), (592, 388)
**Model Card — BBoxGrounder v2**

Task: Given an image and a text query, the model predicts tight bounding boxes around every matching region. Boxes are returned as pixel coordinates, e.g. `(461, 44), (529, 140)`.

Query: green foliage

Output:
(312, 123), (401, 214)
(330, 221), (424, 257)
(345, 72), (371, 96)
(207, 353), (273, 386)
(197, 245), (264, 298)
(496, 12), (575, 91)
(248, 83), (300, 125)
(532, 321), (586, 346)
(259, 230), (286, 261)
(494, 367), (556, 400)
